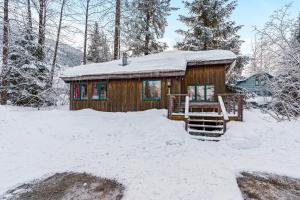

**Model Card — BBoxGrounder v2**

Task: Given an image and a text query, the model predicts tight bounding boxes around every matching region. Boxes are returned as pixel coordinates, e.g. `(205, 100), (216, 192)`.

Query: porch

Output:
(167, 93), (244, 138)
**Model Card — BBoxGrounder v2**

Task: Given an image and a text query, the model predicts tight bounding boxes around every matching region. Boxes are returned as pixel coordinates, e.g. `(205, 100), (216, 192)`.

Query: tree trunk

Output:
(37, 0), (45, 60)
(113, 0), (121, 60)
(144, 11), (150, 55)
(42, 1), (46, 45)
(27, 0), (32, 33)
(48, 0), (66, 88)
(1, 0), (9, 105)
(83, 0), (90, 65)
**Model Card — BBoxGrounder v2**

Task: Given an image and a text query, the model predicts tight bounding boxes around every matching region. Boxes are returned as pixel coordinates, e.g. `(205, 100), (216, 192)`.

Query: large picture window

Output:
(188, 85), (215, 102)
(92, 81), (107, 100)
(142, 80), (161, 100)
(73, 82), (88, 100)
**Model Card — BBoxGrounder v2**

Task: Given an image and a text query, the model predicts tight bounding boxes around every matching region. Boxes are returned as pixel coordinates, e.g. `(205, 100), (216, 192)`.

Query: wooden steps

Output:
(186, 114), (226, 140)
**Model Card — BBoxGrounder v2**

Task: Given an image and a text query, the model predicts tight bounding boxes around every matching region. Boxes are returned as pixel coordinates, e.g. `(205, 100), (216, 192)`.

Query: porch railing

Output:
(168, 93), (244, 121)
(218, 93), (244, 121)
(167, 94), (188, 118)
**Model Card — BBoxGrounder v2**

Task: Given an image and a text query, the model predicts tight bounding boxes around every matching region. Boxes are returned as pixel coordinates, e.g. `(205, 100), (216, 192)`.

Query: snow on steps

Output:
(186, 113), (225, 141)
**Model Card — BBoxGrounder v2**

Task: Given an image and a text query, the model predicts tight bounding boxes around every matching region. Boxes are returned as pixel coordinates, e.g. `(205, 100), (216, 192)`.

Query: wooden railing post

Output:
(237, 94), (243, 121)
(167, 95), (173, 119)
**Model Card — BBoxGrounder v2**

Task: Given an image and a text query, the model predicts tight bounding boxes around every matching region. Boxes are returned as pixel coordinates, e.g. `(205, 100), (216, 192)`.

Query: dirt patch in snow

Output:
(2, 172), (125, 200)
(237, 172), (300, 200)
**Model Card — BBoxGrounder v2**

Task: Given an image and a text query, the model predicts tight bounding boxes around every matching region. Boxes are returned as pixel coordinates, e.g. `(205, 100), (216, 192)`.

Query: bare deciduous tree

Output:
(254, 4), (300, 120)
(0, 0), (9, 105)
(48, 0), (67, 88)
(113, 0), (120, 60)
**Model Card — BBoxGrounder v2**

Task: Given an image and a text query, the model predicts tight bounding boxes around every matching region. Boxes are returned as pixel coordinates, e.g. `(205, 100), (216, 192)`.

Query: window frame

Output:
(73, 81), (88, 101)
(73, 82), (81, 100)
(91, 81), (108, 101)
(188, 84), (215, 102)
(142, 80), (162, 101)
(255, 78), (259, 86)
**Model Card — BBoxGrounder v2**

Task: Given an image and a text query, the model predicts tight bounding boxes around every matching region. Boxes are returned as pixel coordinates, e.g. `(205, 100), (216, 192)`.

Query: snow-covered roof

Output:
(61, 50), (236, 81)
(236, 72), (273, 84)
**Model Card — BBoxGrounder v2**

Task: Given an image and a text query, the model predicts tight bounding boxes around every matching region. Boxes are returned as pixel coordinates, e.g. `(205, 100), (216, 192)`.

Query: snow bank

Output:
(62, 50), (236, 78)
(0, 107), (299, 200)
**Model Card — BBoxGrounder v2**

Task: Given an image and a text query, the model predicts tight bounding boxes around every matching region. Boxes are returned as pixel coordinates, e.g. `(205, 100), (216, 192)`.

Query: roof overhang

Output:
(187, 58), (236, 66)
(61, 70), (186, 82)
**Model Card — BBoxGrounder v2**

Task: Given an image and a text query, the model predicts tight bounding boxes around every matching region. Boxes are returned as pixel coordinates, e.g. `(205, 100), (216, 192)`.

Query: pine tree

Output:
(8, 25), (51, 107)
(87, 22), (111, 63)
(124, 0), (176, 56)
(176, 0), (242, 53)
(176, 0), (246, 84)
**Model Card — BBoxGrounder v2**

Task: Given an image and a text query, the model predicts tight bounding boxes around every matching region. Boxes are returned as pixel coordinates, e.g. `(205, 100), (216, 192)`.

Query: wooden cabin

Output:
(61, 50), (244, 139)
(235, 72), (273, 96)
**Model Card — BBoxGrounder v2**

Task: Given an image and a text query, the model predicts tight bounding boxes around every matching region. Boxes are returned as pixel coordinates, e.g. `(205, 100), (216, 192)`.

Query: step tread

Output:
(188, 119), (224, 123)
(188, 128), (223, 135)
(188, 112), (223, 117)
(188, 124), (223, 128)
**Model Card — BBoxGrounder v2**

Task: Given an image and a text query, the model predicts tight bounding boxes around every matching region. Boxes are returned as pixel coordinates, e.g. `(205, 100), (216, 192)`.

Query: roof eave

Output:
(61, 70), (186, 82)
(187, 58), (236, 66)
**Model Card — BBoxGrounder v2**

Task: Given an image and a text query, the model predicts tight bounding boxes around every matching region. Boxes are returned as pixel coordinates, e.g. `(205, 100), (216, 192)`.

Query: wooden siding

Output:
(181, 64), (226, 97)
(70, 77), (182, 112)
(235, 73), (272, 96)
(69, 64), (227, 112)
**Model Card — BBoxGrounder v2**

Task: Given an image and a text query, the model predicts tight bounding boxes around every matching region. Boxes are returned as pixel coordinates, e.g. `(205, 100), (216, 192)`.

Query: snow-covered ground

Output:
(0, 106), (300, 199)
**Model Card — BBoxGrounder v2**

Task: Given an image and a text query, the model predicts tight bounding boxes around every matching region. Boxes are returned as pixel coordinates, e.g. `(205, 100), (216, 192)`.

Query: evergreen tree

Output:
(8, 26), (51, 107)
(176, 0), (247, 84)
(176, 0), (242, 53)
(124, 0), (176, 56)
(87, 22), (111, 63)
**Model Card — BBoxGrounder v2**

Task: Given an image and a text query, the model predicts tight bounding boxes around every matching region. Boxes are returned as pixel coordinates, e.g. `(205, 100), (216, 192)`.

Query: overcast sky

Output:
(163, 0), (300, 55)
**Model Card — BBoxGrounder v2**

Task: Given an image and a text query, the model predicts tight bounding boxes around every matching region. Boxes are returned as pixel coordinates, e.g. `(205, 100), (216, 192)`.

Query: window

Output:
(73, 82), (88, 100)
(188, 86), (196, 101)
(255, 79), (259, 86)
(73, 83), (80, 100)
(206, 85), (215, 101)
(142, 80), (161, 100)
(80, 83), (88, 100)
(197, 86), (205, 101)
(92, 83), (99, 99)
(92, 81), (107, 100)
(188, 85), (215, 102)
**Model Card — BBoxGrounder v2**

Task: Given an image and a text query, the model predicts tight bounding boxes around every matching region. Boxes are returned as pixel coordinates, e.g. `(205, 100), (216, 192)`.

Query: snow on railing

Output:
(218, 93), (244, 121)
(184, 96), (189, 118)
(218, 95), (229, 121)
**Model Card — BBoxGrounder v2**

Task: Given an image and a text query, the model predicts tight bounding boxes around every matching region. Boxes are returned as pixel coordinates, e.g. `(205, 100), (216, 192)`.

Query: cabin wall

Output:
(70, 77), (182, 112)
(236, 74), (272, 96)
(181, 64), (226, 96)
(69, 64), (227, 112)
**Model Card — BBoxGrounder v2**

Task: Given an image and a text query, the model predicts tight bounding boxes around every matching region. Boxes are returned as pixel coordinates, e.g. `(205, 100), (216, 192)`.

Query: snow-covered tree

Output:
(7, 22), (52, 107)
(255, 5), (300, 120)
(247, 34), (277, 75)
(124, 0), (176, 56)
(0, 0), (9, 105)
(87, 22), (111, 63)
(176, 0), (246, 84)
(176, 0), (242, 52)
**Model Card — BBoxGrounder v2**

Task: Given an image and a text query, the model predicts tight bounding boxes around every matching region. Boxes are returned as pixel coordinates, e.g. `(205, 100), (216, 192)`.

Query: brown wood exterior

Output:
(181, 64), (226, 100)
(69, 64), (227, 112)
